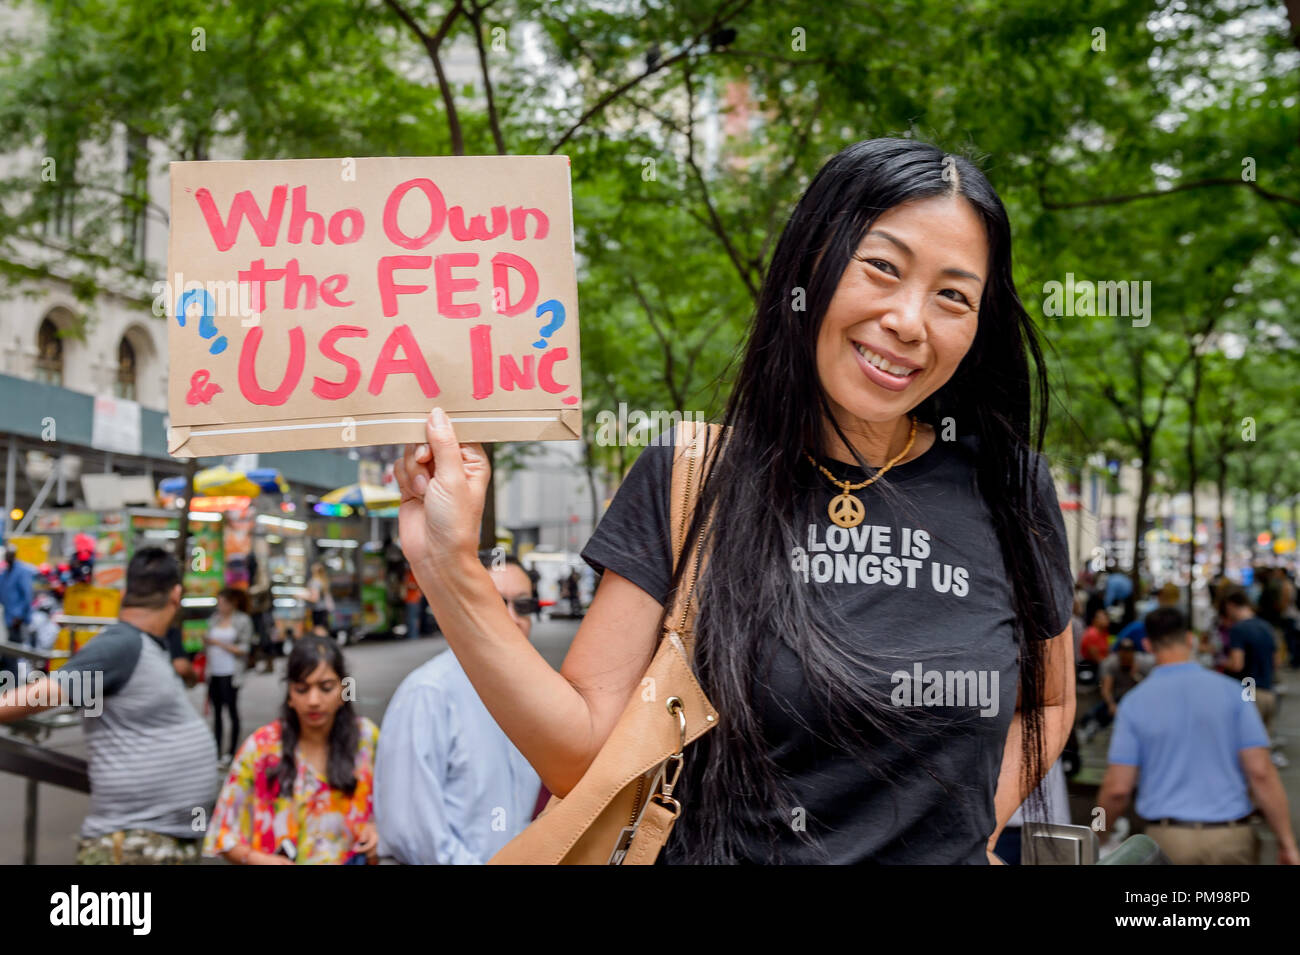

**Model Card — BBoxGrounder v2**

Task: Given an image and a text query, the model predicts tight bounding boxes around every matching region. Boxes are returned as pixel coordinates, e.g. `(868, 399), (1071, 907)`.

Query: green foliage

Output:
(1, 0), (1297, 541)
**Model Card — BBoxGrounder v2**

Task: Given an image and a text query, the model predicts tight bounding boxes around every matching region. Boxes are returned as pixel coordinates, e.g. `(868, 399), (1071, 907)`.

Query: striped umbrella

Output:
(160, 467), (289, 499)
(319, 483), (401, 509)
(192, 466), (263, 498)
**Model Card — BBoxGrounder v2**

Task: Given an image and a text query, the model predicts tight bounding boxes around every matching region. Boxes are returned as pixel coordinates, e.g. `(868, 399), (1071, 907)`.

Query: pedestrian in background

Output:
(205, 587), (253, 769)
(246, 545), (275, 672)
(1280, 572), (1300, 670)
(0, 547), (218, 863)
(1113, 582), (1180, 653)
(205, 635), (380, 864)
(1069, 594), (1086, 662)
(375, 552), (542, 864)
(403, 566), (423, 639)
(1079, 636), (1151, 743)
(1080, 608), (1111, 663)
(1220, 589), (1282, 743)
(1097, 607), (1297, 865)
(305, 562), (334, 637)
(0, 542), (34, 677)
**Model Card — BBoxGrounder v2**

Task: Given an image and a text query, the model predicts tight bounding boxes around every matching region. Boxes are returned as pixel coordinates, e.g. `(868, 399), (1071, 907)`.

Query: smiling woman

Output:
(396, 138), (1076, 865)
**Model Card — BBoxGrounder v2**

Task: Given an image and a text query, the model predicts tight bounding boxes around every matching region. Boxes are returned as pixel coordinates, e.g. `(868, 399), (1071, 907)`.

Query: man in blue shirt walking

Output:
(375, 553), (542, 864)
(1098, 607), (1297, 865)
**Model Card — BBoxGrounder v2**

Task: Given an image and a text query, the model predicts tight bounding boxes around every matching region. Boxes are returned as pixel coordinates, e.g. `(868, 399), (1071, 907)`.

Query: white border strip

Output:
(186, 414), (562, 438)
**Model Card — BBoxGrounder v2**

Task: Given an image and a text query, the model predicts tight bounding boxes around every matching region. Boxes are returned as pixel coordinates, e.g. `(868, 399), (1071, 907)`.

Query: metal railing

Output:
(0, 627), (98, 864)
(1, 717), (88, 864)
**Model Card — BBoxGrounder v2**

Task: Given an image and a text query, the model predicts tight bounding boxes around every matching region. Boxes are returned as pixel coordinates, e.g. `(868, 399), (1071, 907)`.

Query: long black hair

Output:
(669, 138), (1060, 863)
(276, 635), (361, 796)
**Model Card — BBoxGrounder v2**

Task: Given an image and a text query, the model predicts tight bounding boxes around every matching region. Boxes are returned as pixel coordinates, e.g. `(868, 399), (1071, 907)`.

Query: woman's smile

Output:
(851, 340), (923, 392)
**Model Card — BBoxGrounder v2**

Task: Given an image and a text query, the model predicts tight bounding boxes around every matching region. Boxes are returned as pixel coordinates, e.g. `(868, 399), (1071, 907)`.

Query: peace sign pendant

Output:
(828, 491), (865, 528)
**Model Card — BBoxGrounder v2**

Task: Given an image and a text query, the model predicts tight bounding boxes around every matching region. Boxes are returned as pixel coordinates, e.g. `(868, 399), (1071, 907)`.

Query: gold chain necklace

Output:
(805, 417), (918, 528)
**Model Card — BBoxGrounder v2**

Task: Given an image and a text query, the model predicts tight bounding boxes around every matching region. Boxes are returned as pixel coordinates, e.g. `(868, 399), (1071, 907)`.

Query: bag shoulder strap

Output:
(665, 420), (724, 655)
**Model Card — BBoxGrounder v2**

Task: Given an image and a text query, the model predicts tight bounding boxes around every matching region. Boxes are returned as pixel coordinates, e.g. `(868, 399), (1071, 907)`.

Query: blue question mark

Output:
(175, 288), (228, 355)
(533, 299), (566, 349)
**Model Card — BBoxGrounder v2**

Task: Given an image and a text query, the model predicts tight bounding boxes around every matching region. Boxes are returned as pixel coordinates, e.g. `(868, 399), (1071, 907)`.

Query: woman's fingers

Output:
(397, 417), (484, 505)
(461, 442), (490, 496)
(394, 445), (416, 499)
(424, 407), (466, 493)
(400, 441), (431, 496)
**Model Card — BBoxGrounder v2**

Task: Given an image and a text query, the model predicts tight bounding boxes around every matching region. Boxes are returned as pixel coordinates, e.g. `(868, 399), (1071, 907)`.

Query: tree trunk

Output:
(1108, 463), (1119, 552)
(1241, 458), (1255, 550)
(1185, 358), (1202, 622)
(1126, 443), (1155, 623)
(1216, 458), (1228, 581)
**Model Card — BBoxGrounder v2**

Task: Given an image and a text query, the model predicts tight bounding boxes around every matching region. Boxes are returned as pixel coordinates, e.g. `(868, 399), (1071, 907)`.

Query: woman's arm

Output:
(233, 614), (253, 656)
(221, 844), (290, 865)
(1098, 671), (1116, 711)
(204, 637), (245, 656)
(987, 624), (1076, 860)
(396, 409), (665, 797)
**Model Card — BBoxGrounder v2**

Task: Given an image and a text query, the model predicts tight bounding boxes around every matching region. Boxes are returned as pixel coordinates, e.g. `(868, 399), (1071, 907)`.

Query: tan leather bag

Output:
(489, 420), (722, 865)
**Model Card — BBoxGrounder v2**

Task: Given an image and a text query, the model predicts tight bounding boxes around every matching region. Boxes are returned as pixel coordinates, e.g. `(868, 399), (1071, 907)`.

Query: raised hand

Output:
(394, 407), (491, 579)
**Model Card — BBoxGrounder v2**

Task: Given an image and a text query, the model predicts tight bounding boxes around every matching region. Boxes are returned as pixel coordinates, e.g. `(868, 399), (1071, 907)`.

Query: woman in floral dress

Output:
(204, 635), (380, 864)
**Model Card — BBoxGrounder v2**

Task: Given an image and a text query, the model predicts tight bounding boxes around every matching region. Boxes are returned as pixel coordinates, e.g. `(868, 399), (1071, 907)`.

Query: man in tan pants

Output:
(1097, 607), (1297, 865)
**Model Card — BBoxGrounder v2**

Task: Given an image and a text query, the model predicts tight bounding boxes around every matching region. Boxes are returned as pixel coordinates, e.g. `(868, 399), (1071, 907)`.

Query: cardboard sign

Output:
(166, 156), (582, 456)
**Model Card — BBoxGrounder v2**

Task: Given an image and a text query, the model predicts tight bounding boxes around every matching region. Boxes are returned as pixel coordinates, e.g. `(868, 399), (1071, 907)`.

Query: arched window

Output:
(35, 318), (63, 385)
(115, 336), (137, 400)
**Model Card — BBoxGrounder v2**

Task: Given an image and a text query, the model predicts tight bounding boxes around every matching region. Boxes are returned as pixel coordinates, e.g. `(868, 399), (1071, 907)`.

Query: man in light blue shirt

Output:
(1098, 607), (1297, 865)
(375, 554), (542, 864)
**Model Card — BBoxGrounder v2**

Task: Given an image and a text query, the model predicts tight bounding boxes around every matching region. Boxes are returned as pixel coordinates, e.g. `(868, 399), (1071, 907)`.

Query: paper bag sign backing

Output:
(166, 156), (582, 456)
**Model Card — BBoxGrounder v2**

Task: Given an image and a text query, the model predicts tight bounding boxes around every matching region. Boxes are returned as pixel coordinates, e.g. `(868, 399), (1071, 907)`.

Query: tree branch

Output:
(1039, 177), (1300, 211)
(679, 65), (759, 300)
(384, 0), (466, 155)
(628, 274), (685, 409)
(546, 0), (757, 153)
(467, 0), (506, 155)
(756, 98), (823, 268)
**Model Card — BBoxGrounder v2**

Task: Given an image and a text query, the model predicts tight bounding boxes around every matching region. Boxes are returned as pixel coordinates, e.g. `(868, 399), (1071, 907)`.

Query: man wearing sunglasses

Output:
(374, 551), (542, 864)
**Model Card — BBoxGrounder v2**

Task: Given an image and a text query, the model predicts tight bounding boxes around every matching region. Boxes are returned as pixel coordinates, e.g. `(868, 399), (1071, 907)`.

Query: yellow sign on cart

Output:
(62, 585), (122, 620)
(50, 585), (122, 671)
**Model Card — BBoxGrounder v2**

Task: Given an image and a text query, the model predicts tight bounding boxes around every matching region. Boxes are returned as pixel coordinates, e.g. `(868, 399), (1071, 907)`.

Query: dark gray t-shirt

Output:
(581, 431), (1072, 864)
(59, 622), (218, 838)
